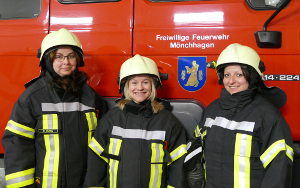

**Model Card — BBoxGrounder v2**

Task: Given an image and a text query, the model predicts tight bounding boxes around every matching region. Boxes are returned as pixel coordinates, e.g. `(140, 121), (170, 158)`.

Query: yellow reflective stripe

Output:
(85, 112), (97, 144)
(167, 186), (175, 188)
(260, 139), (286, 168)
(109, 138), (122, 188)
(5, 168), (35, 188)
(150, 143), (164, 163)
(286, 144), (294, 162)
(149, 143), (164, 188)
(168, 144), (187, 165)
(89, 137), (108, 163)
(194, 125), (201, 138)
(5, 120), (35, 139)
(201, 130), (207, 140)
(42, 114), (60, 188)
(234, 133), (252, 188)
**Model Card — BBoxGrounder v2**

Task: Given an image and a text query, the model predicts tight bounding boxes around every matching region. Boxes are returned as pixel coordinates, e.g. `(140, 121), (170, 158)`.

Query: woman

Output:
(84, 54), (188, 188)
(2, 28), (107, 188)
(193, 43), (294, 188)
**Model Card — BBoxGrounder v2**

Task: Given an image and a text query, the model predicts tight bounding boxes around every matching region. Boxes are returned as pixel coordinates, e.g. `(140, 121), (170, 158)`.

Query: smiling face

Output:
(127, 75), (153, 103)
(223, 65), (249, 95)
(52, 47), (77, 77)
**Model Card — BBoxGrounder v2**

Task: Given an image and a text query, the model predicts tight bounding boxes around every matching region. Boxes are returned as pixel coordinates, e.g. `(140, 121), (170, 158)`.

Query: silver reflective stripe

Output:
(152, 144), (162, 188)
(48, 115), (54, 188)
(170, 145), (187, 161)
(112, 126), (166, 141)
(6, 120), (35, 139)
(90, 140), (104, 155)
(6, 174), (33, 186)
(184, 146), (202, 163)
(86, 112), (97, 130)
(234, 133), (252, 188)
(110, 139), (118, 188)
(149, 143), (163, 188)
(204, 117), (255, 132)
(286, 145), (294, 161)
(203, 118), (214, 128)
(186, 141), (192, 150)
(42, 114), (59, 188)
(260, 140), (286, 168)
(109, 138), (122, 188)
(42, 102), (94, 112)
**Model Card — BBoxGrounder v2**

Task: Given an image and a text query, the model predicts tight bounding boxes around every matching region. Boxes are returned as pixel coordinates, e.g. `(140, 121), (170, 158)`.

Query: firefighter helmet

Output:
(39, 28), (84, 67)
(119, 54), (162, 91)
(216, 43), (262, 76)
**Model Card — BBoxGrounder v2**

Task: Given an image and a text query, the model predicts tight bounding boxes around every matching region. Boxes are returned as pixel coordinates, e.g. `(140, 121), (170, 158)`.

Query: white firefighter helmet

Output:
(216, 43), (262, 76)
(39, 28), (84, 67)
(119, 54), (162, 90)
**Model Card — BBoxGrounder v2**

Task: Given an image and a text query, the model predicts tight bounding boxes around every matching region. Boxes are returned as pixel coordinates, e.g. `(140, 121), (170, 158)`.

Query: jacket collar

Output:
(124, 100), (153, 117)
(219, 88), (257, 118)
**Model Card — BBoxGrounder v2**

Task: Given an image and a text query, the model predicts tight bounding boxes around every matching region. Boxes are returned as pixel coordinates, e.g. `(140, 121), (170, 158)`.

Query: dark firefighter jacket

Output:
(2, 72), (107, 188)
(84, 99), (188, 188)
(201, 88), (294, 188)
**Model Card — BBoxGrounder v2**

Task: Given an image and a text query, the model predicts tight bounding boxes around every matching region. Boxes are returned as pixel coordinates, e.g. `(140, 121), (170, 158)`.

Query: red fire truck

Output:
(0, 0), (299, 186)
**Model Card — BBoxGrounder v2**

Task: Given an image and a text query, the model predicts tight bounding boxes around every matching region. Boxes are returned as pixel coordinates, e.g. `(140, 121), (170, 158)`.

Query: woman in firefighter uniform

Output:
(84, 54), (188, 188)
(2, 28), (107, 188)
(186, 43), (294, 188)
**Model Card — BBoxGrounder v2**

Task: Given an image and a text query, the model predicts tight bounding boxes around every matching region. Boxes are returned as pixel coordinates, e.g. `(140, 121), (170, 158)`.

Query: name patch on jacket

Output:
(38, 129), (61, 134)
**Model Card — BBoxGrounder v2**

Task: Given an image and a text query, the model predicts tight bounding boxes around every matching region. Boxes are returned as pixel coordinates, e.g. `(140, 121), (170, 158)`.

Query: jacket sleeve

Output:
(260, 113), (294, 188)
(95, 92), (108, 118)
(166, 118), (188, 188)
(84, 115), (110, 188)
(184, 125), (206, 188)
(2, 97), (36, 188)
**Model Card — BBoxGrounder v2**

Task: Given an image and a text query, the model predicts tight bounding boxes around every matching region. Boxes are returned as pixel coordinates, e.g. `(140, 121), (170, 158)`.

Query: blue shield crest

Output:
(178, 56), (207, 91)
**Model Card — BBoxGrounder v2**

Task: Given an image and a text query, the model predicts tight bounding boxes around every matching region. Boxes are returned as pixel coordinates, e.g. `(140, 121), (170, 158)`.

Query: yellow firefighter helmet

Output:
(119, 54), (162, 91)
(39, 28), (84, 67)
(216, 43), (262, 76)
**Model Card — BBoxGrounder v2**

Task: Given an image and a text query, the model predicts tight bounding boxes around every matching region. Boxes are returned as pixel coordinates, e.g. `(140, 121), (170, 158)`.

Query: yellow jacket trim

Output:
(42, 114), (60, 188)
(5, 120), (35, 139)
(108, 138), (122, 188)
(5, 168), (35, 188)
(260, 139), (292, 168)
(194, 125), (201, 138)
(149, 143), (164, 188)
(85, 112), (97, 145)
(89, 137), (108, 163)
(234, 133), (252, 188)
(168, 144), (187, 165)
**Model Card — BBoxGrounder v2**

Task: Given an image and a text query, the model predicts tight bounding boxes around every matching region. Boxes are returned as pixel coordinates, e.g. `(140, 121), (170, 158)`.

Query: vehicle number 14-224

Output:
(264, 74), (300, 81)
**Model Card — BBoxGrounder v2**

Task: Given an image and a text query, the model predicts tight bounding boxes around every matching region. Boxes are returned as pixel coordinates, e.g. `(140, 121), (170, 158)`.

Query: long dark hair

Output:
(43, 48), (88, 93)
(217, 61), (265, 89)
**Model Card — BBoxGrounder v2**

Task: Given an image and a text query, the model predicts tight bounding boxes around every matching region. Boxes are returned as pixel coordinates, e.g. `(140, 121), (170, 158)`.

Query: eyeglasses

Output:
(54, 54), (76, 62)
